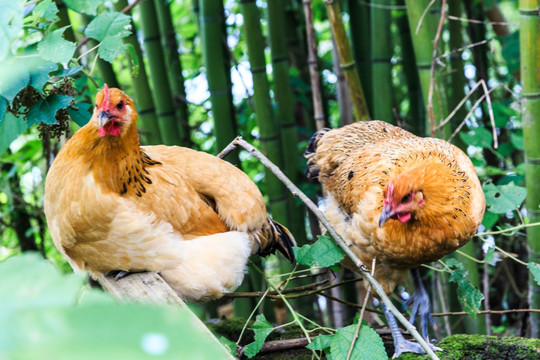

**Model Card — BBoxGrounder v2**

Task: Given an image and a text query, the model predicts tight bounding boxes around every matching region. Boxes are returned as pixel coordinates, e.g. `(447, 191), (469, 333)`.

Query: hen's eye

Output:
(401, 193), (411, 203)
(116, 101), (124, 110)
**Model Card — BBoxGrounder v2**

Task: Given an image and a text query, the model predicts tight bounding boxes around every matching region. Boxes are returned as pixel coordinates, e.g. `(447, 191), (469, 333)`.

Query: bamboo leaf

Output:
(38, 26), (76, 64)
(449, 269), (484, 318)
(27, 94), (73, 126)
(243, 314), (274, 358)
(483, 182), (527, 214)
(84, 12), (131, 41)
(98, 36), (127, 63)
(294, 235), (346, 267)
(63, 0), (104, 16)
(528, 262), (540, 287)
(329, 324), (386, 360)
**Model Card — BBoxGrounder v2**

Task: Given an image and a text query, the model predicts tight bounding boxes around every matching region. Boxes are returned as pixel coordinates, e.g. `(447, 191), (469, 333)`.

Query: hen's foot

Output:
(392, 337), (442, 359)
(106, 270), (131, 281)
(406, 268), (434, 340)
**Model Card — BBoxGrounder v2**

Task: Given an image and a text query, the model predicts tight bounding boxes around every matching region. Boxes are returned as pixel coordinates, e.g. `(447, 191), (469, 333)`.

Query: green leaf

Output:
(306, 334), (333, 351)
(483, 182), (526, 214)
(484, 247), (496, 264)
(63, 0), (104, 16)
(459, 127), (493, 148)
(329, 324), (386, 360)
(38, 26), (76, 64)
(67, 102), (92, 127)
(53, 65), (84, 77)
(98, 36), (128, 63)
(294, 235), (346, 267)
(27, 94), (73, 126)
(31, 0), (59, 23)
(84, 12), (131, 42)
(510, 132), (524, 151)
(0, 112), (27, 156)
(481, 211), (499, 229)
(528, 262), (540, 287)
(218, 336), (237, 356)
(0, 253), (234, 359)
(243, 314), (274, 358)
(449, 269), (484, 318)
(499, 31), (520, 77)
(491, 103), (516, 128)
(496, 142), (514, 158)
(443, 258), (464, 270)
(0, 96), (6, 126)
(0, 0), (24, 61)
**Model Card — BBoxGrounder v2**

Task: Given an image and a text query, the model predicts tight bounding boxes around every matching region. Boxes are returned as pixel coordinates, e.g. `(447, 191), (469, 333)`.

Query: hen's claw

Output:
(106, 270), (130, 281)
(406, 268), (435, 340)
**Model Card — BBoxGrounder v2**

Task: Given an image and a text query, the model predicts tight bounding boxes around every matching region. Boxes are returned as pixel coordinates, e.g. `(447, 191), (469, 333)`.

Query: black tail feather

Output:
(304, 128), (330, 183)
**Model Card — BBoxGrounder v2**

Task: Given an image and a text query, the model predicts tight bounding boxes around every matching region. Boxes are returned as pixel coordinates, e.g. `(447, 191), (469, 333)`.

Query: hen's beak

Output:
(98, 110), (114, 128)
(378, 204), (394, 227)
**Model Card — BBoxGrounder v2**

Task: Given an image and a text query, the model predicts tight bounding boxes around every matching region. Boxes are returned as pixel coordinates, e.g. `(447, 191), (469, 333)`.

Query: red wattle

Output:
(98, 127), (107, 137)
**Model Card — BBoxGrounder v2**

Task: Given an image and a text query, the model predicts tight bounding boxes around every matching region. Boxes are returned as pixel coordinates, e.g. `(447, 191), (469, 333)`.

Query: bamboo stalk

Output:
(114, 0), (162, 145)
(198, 0), (238, 158)
(519, 0), (540, 338)
(154, 0), (191, 146)
(324, 0), (370, 122)
(370, 0), (393, 123)
(138, 0), (183, 145)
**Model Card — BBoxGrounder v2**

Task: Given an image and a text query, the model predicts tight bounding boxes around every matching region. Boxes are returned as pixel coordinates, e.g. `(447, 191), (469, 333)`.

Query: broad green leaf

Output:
(38, 26), (76, 64)
(483, 182), (526, 214)
(459, 127), (493, 148)
(496, 142), (514, 158)
(510, 132), (524, 151)
(218, 336), (237, 356)
(449, 269), (484, 318)
(481, 211), (499, 229)
(491, 103), (516, 128)
(63, 0), (104, 16)
(0, 254), (233, 359)
(31, 0), (59, 24)
(294, 235), (346, 267)
(306, 334), (333, 351)
(243, 314), (274, 358)
(329, 324), (386, 360)
(53, 65), (84, 77)
(484, 247), (496, 264)
(499, 31), (520, 77)
(27, 94), (73, 126)
(0, 0), (24, 61)
(98, 36), (127, 63)
(0, 112), (27, 155)
(67, 102), (92, 127)
(528, 262), (540, 287)
(85, 12), (131, 42)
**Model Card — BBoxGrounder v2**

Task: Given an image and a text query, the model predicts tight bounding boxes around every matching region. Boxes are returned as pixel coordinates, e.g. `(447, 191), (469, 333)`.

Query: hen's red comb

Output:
(100, 84), (110, 112)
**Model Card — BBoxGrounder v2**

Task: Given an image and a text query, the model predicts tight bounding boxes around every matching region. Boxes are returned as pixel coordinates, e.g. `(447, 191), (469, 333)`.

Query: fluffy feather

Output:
(44, 86), (295, 301)
(305, 120), (485, 294)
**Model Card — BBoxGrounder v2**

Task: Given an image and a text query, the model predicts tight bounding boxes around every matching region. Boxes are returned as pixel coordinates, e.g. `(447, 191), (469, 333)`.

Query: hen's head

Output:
(94, 84), (136, 137)
(379, 177), (425, 227)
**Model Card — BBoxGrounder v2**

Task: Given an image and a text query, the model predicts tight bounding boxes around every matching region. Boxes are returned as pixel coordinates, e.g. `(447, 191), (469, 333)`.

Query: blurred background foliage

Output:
(0, 0), (539, 358)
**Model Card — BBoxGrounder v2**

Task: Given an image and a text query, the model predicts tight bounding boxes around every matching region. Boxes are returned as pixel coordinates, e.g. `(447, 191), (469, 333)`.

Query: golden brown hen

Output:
(305, 121), (485, 356)
(44, 85), (295, 302)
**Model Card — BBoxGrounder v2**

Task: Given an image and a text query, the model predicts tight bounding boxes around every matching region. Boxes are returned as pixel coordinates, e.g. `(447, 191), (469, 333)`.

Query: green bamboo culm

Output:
(114, 0), (162, 145)
(348, 0), (372, 116)
(154, 0), (191, 146)
(138, 0), (183, 146)
(519, 0), (540, 338)
(370, 0), (393, 123)
(404, 0), (449, 137)
(267, 0), (307, 245)
(238, 0), (289, 228)
(394, 0), (423, 134)
(324, 0), (370, 121)
(199, 0), (238, 160)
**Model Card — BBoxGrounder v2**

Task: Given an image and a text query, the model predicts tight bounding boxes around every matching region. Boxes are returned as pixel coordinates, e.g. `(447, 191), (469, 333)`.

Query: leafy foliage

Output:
(243, 314), (274, 358)
(293, 234), (346, 267)
(446, 259), (485, 318)
(483, 182), (527, 214)
(0, 253), (231, 359)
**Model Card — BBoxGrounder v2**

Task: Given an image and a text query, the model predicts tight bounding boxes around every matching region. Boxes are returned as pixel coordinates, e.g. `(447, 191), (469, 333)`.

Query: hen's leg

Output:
(382, 304), (440, 358)
(406, 267), (434, 340)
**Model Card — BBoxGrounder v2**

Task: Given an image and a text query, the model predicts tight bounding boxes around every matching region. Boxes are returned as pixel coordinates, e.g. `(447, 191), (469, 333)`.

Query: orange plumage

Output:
(305, 121), (485, 294)
(44, 86), (295, 302)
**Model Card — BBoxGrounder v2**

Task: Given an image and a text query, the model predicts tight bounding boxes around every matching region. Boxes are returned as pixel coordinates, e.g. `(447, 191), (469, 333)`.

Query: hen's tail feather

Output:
(304, 127), (331, 183)
(255, 218), (297, 263)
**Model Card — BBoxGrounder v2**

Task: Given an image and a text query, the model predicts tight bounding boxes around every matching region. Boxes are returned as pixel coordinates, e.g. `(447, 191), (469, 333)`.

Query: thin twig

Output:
(218, 137), (439, 359)
(416, 0), (437, 35)
(346, 259), (375, 360)
(427, 0), (447, 137)
(436, 39), (490, 61)
(446, 14), (516, 27)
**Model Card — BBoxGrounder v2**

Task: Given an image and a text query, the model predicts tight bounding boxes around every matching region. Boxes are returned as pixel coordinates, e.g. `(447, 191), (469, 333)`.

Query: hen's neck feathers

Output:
(68, 118), (161, 196)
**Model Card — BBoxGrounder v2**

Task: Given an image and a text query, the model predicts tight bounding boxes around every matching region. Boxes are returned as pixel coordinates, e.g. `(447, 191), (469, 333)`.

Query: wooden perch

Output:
(96, 272), (235, 360)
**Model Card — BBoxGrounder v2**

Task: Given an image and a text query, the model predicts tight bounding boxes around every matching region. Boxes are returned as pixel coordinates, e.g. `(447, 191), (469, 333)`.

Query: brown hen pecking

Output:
(44, 85), (295, 302)
(305, 121), (485, 357)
